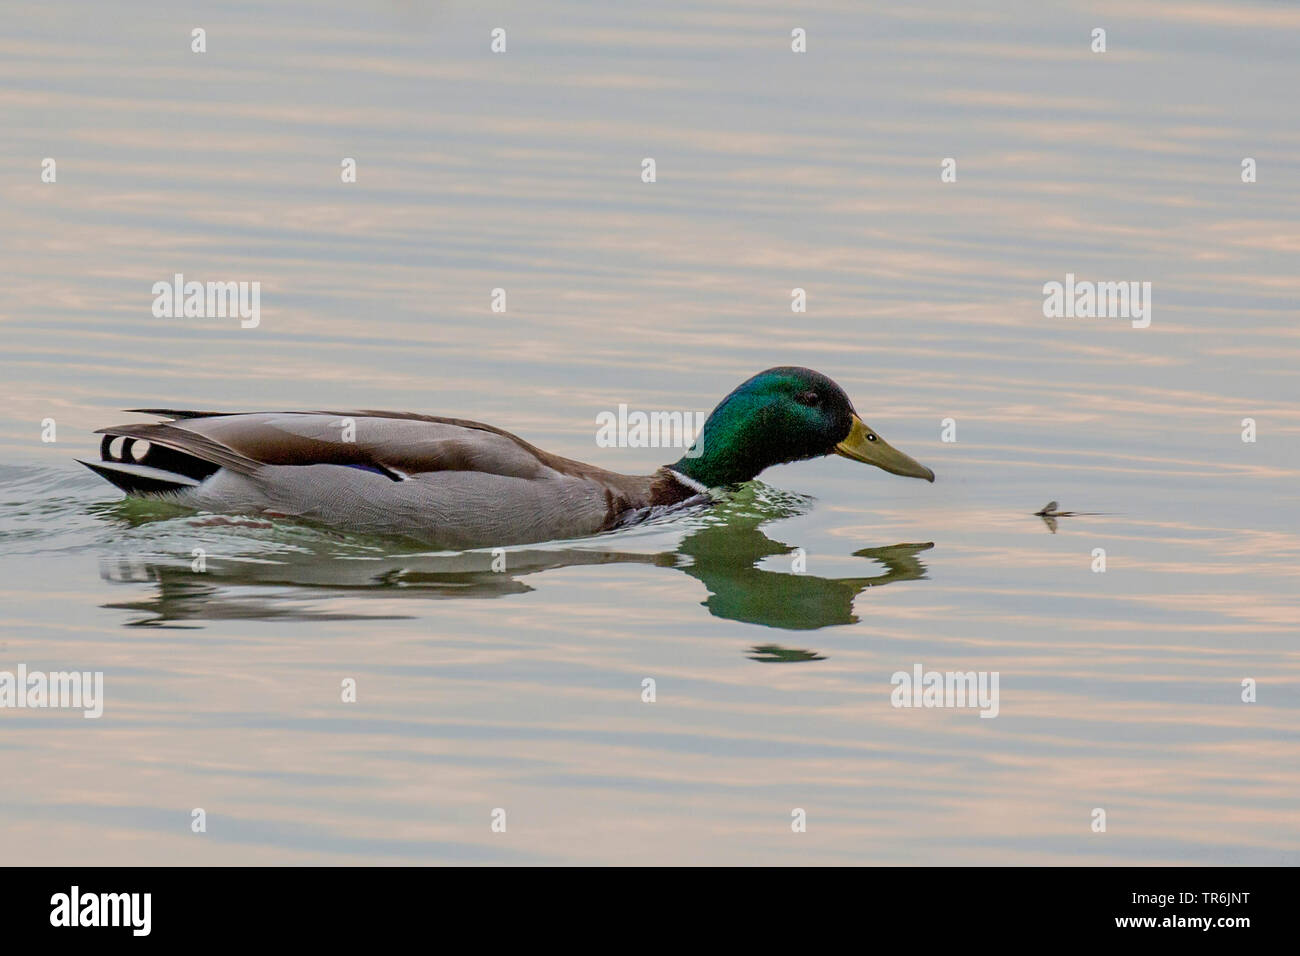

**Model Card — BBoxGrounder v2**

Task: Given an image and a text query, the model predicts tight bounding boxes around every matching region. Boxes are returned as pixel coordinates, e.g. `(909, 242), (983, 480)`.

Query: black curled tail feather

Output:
(81, 419), (260, 496)
(94, 421), (260, 477)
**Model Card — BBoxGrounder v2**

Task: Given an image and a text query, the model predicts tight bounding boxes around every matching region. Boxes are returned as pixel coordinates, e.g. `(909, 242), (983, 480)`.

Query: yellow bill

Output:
(834, 414), (934, 482)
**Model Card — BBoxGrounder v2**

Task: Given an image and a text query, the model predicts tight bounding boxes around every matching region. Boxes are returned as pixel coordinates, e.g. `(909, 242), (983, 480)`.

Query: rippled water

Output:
(1, 0), (1298, 864)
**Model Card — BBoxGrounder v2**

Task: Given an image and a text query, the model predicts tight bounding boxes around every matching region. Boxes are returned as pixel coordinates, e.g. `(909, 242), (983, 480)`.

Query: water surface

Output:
(1, 0), (1297, 864)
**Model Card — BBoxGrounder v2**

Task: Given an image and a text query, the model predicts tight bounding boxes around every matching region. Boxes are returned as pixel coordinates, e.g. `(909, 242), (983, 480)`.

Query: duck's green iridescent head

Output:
(669, 366), (934, 488)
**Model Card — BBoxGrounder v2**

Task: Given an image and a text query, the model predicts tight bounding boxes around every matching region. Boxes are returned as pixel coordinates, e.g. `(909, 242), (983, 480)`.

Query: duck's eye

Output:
(797, 390), (821, 407)
(867, 433), (878, 442)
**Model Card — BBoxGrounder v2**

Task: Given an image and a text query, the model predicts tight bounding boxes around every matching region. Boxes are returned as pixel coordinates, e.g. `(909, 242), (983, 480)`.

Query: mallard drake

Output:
(79, 366), (934, 547)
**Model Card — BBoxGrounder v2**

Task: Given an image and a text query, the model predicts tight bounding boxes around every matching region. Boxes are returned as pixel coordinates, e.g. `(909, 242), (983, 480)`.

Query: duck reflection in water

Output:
(95, 484), (933, 660)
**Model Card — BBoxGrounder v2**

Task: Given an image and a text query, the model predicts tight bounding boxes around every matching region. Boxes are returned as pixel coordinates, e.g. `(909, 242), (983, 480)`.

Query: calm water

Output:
(2, 0), (1298, 864)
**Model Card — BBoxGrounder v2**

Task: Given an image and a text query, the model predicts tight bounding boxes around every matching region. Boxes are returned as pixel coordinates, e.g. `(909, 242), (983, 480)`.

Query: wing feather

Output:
(105, 410), (642, 491)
